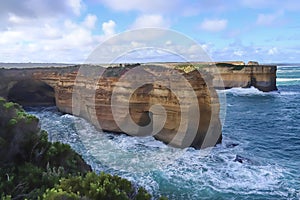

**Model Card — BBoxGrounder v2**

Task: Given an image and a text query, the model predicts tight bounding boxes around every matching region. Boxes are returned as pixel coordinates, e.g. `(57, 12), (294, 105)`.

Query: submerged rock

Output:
(234, 155), (253, 164)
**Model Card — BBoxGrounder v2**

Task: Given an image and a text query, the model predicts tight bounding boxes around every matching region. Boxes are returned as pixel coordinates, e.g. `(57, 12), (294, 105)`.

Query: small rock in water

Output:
(226, 143), (239, 148)
(234, 155), (252, 164)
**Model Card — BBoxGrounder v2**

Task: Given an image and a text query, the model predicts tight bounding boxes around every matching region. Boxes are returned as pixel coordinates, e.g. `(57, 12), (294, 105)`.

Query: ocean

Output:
(26, 65), (300, 199)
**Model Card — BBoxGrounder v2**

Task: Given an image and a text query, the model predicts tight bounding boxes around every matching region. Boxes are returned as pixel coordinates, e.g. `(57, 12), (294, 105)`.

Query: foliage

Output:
(0, 163), (64, 199)
(0, 98), (90, 198)
(0, 194), (12, 200)
(43, 172), (152, 200)
(43, 188), (79, 200)
(175, 63), (210, 73)
(8, 118), (17, 126)
(3, 102), (16, 109)
(0, 98), (159, 200)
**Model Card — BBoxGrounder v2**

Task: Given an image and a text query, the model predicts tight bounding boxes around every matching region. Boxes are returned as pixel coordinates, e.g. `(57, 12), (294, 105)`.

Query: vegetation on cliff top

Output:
(0, 97), (160, 200)
(174, 62), (247, 71)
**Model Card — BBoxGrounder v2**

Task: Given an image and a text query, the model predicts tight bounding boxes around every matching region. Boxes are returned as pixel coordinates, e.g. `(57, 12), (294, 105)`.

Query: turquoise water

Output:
(27, 66), (300, 199)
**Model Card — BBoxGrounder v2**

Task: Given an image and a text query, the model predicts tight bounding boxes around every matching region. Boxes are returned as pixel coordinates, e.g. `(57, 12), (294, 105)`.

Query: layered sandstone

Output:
(211, 63), (277, 92)
(0, 62), (277, 149)
(37, 65), (221, 149)
(172, 62), (277, 92)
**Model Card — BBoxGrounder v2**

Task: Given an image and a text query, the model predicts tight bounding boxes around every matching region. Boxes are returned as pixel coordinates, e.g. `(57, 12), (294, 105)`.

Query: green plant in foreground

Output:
(43, 172), (152, 200)
(0, 98), (162, 200)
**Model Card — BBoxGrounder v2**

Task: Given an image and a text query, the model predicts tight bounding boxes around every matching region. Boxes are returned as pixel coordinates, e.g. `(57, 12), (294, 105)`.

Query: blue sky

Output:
(0, 0), (299, 63)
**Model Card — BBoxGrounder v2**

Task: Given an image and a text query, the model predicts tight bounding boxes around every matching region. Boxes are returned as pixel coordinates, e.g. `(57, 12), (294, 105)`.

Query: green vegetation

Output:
(175, 63), (210, 73)
(43, 172), (151, 200)
(0, 98), (159, 199)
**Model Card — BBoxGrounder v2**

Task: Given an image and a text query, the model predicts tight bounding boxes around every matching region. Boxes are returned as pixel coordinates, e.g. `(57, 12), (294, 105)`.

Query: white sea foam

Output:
(224, 87), (277, 96)
(152, 146), (289, 197)
(277, 69), (300, 73)
(277, 78), (300, 82)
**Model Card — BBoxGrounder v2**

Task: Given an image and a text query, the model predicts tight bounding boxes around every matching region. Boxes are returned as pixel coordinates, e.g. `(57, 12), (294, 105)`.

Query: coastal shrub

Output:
(0, 98), (90, 198)
(0, 97), (6, 104)
(0, 99), (158, 200)
(8, 118), (17, 126)
(175, 63), (209, 73)
(3, 102), (15, 109)
(0, 162), (65, 199)
(43, 188), (79, 200)
(0, 194), (12, 200)
(43, 172), (152, 200)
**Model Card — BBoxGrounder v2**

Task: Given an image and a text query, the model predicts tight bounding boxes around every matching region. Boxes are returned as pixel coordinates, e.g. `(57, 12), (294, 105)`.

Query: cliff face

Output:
(33, 65), (221, 149)
(172, 62), (277, 92)
(210, 64), (277, 92)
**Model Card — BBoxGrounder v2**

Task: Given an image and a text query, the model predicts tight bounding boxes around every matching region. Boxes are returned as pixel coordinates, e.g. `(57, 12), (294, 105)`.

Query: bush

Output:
(3, 102), (16, 109)
(0, 99), (159, 200)
(8, 118), (17, 126)
(43, 172), (151, 200)
(43, 188), (80, 200)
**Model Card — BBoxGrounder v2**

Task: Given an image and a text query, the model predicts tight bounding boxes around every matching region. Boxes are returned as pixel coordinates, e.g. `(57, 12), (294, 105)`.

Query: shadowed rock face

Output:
(8, 80), (55, 106)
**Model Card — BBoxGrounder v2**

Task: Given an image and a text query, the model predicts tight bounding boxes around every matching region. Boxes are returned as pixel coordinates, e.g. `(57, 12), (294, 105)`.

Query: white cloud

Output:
(83, 14), (97, 29)
(67, 0), (84, 16)
(256, 11), (284, 26)
(102, 20), (116, 36)
(130, 14), (169, 29)
(233, 50), (245, 57)
(268, 47), (278, 55)
(8, 13), (27, 24)
(0, 11), (117, 63)
(200, 19), (228, 32)
(42, 24), (61, 39)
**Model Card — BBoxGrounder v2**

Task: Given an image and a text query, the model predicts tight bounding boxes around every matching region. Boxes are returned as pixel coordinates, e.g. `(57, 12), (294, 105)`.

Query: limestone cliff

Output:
(212, 63), (277, 92)
(0, 62), (278, 149)
(31, 65), (222, 149)
(173, 62), (277, 92)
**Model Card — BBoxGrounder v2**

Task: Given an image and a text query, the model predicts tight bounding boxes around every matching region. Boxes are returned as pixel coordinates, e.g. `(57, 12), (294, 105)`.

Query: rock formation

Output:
(40, 65), (221, 149)
(173, 62), (277, 92)
(212, 63), (277, 92)
(0, 62), (278, 149)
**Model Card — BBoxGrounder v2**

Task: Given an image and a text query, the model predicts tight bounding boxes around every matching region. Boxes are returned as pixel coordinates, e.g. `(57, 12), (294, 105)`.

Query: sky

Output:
(0, 0), (299, 63)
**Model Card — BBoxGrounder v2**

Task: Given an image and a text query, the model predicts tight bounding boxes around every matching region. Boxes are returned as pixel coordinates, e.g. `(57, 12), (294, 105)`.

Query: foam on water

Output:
(224, 86), (279, 96)
(277, 78), (300, 82)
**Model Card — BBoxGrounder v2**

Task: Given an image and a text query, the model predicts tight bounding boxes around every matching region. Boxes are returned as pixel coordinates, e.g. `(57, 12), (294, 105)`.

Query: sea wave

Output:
(277, 69), (300, 73)
(277, 78), (300, 82)
(223, 87), (278, 96)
